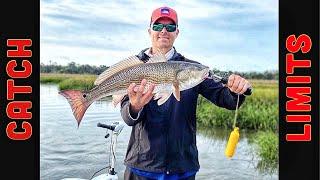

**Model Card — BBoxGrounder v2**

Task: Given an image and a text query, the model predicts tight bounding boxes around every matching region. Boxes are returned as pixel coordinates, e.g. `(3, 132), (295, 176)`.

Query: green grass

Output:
(40, 73), (97, 90)
(58, 76), (96, 91)
(40, 73), (70, 83)
(251, 131), (278, 173)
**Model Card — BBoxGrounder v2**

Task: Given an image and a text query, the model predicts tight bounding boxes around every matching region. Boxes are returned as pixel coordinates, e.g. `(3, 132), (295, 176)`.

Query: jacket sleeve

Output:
(120, 95), (145, 126)
(198, 79), (246, 110)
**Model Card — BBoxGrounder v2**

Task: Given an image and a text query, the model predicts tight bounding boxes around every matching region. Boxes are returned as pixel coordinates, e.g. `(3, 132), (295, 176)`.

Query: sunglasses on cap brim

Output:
(152, 23), (177, 32)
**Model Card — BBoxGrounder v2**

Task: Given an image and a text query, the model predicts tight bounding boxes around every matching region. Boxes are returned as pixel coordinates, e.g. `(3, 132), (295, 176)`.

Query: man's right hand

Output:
(128, 79), (155, 114)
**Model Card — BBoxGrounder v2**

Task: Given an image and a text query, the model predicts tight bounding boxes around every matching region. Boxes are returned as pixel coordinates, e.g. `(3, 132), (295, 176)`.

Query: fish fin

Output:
(94, 55), (143, 85)
(172, 81), (180, 101)
(112, 94), (126, 107)
(59, 90), (92, 127)
(157, 92), (172, 106)
(147, 48), (167, 63)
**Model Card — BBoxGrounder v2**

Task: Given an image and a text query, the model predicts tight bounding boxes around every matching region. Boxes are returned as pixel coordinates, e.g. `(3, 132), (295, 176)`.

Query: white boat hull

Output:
(62, 173), (118, 180)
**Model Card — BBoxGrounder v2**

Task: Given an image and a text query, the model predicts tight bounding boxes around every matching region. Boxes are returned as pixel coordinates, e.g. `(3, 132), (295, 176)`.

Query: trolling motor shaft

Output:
(95, 121), (125, 180)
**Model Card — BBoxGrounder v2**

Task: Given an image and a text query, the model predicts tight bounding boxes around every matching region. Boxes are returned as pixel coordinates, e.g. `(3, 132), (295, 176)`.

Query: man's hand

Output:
(128, 79), (155, 113)
(227, 74), (251, 95)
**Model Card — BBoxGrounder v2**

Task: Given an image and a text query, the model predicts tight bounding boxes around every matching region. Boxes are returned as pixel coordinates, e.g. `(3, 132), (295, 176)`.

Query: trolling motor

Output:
(96, 121), (125, 178)
(62, 121), (125, 180)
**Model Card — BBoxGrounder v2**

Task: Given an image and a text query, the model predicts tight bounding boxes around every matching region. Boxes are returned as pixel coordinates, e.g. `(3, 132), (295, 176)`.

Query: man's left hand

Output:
(227, 74), (252, 95)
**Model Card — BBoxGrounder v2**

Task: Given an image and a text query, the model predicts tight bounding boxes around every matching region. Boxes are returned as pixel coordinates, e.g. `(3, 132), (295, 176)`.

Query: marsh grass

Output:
(249, 131), (278, 174)
(58, 76), (96, 91)
(40, 73), (97, 90)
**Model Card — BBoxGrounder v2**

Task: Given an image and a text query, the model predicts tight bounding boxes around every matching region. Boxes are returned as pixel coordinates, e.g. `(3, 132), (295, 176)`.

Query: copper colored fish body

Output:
(59, 54), (209, 126)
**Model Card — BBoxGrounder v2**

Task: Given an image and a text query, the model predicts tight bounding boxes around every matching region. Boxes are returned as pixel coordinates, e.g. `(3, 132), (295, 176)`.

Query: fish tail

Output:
(59, 90), (92, 127)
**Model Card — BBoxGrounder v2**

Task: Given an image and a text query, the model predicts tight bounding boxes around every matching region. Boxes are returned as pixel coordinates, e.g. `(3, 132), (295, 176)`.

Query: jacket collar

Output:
(137, 47), (183, 62)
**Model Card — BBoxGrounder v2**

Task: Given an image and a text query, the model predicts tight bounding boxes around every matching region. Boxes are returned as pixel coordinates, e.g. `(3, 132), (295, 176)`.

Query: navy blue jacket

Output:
(120, 48), (245, 174)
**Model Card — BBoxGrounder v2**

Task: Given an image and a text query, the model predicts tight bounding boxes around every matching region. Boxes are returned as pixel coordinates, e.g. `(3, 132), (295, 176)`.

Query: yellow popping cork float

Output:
(225, 94), (241, 159)
(225, 127), (240, 158)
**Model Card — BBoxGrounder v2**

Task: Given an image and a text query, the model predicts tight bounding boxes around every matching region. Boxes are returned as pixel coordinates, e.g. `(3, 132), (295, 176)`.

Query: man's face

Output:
(148, 17), (179, 51)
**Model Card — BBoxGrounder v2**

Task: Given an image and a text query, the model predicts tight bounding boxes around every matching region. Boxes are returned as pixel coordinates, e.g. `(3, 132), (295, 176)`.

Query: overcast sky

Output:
(40, 0), (278, 72)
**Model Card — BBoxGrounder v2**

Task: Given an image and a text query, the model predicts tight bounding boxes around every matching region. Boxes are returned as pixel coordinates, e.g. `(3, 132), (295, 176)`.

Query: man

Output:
(120, 6), (251, 180)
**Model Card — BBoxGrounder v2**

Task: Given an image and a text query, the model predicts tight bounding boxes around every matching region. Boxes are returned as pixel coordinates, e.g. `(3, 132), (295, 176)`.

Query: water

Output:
(40, 84), (277, 180)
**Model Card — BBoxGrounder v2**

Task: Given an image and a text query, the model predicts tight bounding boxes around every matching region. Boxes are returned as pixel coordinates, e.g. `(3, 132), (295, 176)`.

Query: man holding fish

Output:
(59, 5), (252, 180)
(120, 6), (252, 180)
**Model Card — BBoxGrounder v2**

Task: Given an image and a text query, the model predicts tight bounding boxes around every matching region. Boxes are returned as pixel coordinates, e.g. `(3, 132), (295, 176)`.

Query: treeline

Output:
(211, 68), (278, 80)
(41, 62), (278, 80)
(41, 62), (108, 75)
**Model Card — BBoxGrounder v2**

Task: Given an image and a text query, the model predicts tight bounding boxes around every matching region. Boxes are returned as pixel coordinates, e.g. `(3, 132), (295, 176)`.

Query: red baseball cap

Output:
(150, 6), (178, 25)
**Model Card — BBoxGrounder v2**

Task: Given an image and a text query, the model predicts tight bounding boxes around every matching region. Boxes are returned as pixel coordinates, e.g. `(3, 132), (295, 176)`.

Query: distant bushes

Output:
(40, 62), (108, 75)
(211, 68), (278, 80)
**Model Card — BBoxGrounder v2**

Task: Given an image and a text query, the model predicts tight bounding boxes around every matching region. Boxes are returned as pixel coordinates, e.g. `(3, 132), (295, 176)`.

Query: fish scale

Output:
(90, 62), (178, 97)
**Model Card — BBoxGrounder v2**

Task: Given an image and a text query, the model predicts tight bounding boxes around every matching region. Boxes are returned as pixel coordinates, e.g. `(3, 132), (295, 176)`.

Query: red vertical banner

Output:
(0, 1), (40, 179)
(280, 0), (319, 180)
